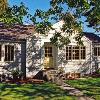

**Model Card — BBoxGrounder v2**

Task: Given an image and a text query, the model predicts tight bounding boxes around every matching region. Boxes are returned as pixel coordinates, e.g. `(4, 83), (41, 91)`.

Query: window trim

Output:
(66, 46), (86, 61)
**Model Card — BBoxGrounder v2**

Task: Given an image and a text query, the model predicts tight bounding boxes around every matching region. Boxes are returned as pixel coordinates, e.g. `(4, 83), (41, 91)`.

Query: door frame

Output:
(43, 42), (57, 69)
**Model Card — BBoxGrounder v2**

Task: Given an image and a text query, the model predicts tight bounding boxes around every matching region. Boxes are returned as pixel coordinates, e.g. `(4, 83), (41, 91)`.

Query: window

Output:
(94, 47), (100, 56)
(81, 47), (86, 59)
(5, 45), (14, 61)
(45, 47), (52, 57)
(66, 46), (86, 60)
(66, 47), (71, 60)
(0, 45), (1, 61)
(73, 46), (79, 60)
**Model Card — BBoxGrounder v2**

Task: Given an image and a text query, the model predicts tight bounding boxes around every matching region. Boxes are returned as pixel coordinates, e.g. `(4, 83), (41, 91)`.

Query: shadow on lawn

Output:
(0, 83), (69, 99)
(67, 78), (100, 97)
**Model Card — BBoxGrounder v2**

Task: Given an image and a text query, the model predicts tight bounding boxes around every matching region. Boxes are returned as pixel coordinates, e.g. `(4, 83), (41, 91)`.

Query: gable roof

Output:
(0, 23), (34, 41)
(0, 23), (99, 43)
(84, 32), (100, 43)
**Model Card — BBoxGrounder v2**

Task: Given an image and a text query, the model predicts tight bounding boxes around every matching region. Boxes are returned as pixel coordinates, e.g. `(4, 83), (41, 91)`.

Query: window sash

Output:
(94, 47), (100, 56)
(45, 47), (52, 57)
(5, 45), (14, 61)
(66, 46), (86, 60)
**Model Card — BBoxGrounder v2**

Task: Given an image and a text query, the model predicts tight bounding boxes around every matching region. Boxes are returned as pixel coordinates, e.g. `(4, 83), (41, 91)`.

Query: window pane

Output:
(66, 47), (68, 60)
(81, 47), (86, 59)
(45, 46), (52, 57)
(8, 45), (10, 61)
(5, 45), (7, 61)
(69, 52), (71, 60)
(11, 46), (14, 61)
(50, 47), (52, 53)
(98, 47), (100, 56)
(45, 54), (47, 57)
(66, 47), (68, 51)
(48, 54), (52, 57)
(72, 46), (79, 60)
(94, 47), (100, 56)
(5, 45), (14, 61)
(45, 49), (47, 53)
(75, 46), (79, 49)
(48, 47), (52, 53)
(83, 50), (86, 59)
(94, 47), (97, 56)
(66, 47), (72, 60)
(45, 47), (47, 50)
(75, 50), (79, 59)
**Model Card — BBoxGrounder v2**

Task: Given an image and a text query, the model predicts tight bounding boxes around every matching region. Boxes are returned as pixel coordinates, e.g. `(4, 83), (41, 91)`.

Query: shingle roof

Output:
(0, 23), (34, 41)
(84, 32), (100, 43)
(0, 23), (99, 43)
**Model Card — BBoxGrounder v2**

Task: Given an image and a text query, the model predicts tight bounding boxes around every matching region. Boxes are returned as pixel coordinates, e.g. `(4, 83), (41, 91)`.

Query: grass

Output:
(0, 82), (77, 100)
(66, 78), (100, 100)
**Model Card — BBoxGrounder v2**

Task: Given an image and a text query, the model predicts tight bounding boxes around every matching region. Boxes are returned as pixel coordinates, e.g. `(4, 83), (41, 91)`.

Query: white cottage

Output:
(0, 22), (100, 78)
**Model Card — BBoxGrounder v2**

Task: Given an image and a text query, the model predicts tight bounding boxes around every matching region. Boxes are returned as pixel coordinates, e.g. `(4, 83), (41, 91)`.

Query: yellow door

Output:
(44, 46), (54, 69)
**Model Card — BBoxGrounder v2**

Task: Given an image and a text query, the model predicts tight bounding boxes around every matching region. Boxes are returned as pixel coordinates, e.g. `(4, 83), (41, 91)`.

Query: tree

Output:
(0, 2), (28, 26)
(0, 0), (8, 15)
(0, 0), (99, 46)
(31, 0), (100, 47)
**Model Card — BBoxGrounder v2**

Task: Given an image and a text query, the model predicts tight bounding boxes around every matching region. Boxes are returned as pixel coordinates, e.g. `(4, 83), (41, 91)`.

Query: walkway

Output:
(45, 70), (94, 100)
(59, 82), (94, 100)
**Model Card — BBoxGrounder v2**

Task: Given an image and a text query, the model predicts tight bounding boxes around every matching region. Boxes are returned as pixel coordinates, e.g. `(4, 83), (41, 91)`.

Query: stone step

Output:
(60, 84), (83, 96)
(78, 96), (94, 100)
(43, 69), (66, 82)
(69, 89), (83, 96)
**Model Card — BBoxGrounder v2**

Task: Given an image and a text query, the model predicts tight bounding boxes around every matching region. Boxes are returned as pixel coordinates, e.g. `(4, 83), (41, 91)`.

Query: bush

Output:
(96, 69), (100, 74)
(11, 70), (23, 81)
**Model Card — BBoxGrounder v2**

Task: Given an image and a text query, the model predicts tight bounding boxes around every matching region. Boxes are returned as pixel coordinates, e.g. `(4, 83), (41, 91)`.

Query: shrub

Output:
(11, 70), (23, 81)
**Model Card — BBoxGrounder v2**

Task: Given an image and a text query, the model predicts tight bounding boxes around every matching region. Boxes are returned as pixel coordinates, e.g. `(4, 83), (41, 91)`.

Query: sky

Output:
(8, 0), (50, 15)
(8, 0), (97, 33)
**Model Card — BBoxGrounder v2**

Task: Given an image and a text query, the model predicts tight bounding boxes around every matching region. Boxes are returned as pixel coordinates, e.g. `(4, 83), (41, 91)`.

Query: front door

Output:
(44, 46), (54, 69)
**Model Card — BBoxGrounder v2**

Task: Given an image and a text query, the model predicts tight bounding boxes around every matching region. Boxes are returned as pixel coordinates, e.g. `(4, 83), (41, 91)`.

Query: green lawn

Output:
(0, 82), (77, 100)
(66, 78), (100, 100)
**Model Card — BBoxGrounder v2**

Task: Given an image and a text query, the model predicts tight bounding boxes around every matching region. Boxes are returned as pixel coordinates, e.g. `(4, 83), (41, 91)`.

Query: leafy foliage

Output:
(31, 0), (100, 47)
(0, 0), (8, 15)
(84, 0), (100, 31)
(0, 0), (99, 47)
(0, 2), (28, 26)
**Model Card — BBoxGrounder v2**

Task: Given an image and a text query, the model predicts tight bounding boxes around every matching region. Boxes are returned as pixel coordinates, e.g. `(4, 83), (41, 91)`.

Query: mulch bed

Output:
(2, 77), (44, 84)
